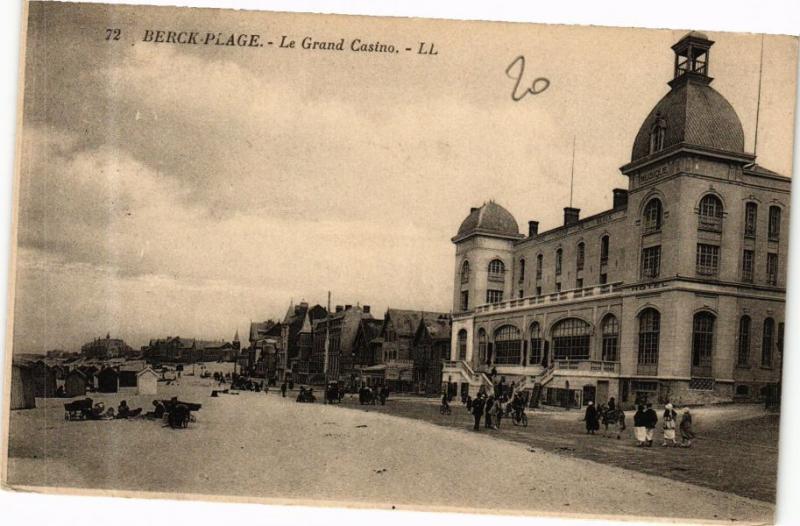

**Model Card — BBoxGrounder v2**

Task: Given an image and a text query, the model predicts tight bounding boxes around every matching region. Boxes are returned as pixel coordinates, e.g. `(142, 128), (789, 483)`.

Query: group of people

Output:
(457, 385), (526, 431)
(583, 398), (627, 438)
(358, 385), (389, 405)
(582, 399), (695, 447)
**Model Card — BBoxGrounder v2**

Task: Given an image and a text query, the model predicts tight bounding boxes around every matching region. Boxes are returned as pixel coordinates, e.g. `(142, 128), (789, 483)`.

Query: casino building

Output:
(443, 32), (790, 407)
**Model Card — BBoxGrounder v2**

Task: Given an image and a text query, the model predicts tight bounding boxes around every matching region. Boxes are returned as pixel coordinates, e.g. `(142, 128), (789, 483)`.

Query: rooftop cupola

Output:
(670, 31), (714, 88)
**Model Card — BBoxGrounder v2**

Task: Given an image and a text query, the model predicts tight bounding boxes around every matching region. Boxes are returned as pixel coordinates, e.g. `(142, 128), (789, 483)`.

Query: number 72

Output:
(105, 28), (121, 41)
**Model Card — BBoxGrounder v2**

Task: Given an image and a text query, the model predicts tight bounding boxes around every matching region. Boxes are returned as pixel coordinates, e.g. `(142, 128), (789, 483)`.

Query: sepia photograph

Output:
(2, 1), (799, 524)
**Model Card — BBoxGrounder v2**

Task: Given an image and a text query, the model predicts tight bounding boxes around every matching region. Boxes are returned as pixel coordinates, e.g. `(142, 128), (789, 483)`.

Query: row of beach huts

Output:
(10, 358), (160, 410)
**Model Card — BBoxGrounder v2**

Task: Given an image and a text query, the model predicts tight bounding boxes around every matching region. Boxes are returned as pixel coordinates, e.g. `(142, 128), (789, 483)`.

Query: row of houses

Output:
(245, 301), (452, 395)
(142, 335), (241, 363)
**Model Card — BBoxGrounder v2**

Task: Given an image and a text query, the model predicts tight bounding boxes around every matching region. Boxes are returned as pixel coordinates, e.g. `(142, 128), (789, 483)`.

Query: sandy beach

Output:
(4, 368), (774, 524)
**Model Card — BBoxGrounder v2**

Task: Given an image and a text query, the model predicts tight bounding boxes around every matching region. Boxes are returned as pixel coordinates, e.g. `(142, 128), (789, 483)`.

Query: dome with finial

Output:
(630, 31), (746, 163)
(453, 201), (522, 242)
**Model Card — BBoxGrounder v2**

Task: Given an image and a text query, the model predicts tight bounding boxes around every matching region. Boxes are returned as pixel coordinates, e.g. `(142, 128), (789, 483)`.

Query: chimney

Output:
(345, 304), (352, 310)
(612, 188), (629, 208)
(564, 207), (580, 226)
(335, 305), (344, 313)
(363, 305), (371, 314)
(470, 207), (479, 214)
(528, 220), (539, 237)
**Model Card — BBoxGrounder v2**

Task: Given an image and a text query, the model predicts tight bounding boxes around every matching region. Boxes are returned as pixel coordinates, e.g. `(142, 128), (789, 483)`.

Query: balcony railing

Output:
(698, 216), (723, 233)
(488, 272), (505, 283)
(637, 363), (658, 376)
(472, 281), (623, 314)
(552, 359), (620, 374)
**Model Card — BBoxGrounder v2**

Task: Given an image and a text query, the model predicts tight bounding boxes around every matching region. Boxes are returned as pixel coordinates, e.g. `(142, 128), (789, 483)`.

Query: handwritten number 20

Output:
(506, 56), (550, 102)
(105, 29), (121, 41)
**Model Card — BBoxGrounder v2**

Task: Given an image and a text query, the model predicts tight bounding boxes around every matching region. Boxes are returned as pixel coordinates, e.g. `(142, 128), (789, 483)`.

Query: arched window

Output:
(601, 315), (619, 362)
(576, 242), (585, 271)
(691, 312), (715, 377)
(600, 235), (609, 264)
(488, 259), (505, 282)
(529, 322), (543, 364)
(643, 198), (663, 233)
(457, 329), (467, 361)
(494, 325), (522, 365)
(518, 258), (526, 283)
(744, 202), (758, 238)
(637, 309), (660, 375)
(536, 254), (543, 279)
(555, 248), (563, 276)
(698, 194), (723, 232)
(551, 318), (591, 360)
(460, 260), (470, 284)
(477, 328), (487, 365)
(737, 316), (751, 367)
(762, 318), (774, 367)
(768, 206), (781, 241)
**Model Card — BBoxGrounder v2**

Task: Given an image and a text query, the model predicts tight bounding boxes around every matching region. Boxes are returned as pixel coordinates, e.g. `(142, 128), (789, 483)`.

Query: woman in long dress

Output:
(584, 401), (599, 434)
(680, 408), (695, 447)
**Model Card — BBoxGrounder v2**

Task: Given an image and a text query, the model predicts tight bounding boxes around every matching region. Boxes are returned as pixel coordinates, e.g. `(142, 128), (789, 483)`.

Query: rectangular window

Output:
(640, 246), (661, 279)
(536, 255), (543, 279)
(767, 253), (778, 286)
(742, 250), (754, 283)
(555, 282), (562, 292)
(486, 289), (503, 304)
(696, 244), (720, 276)
(518, 289), (523, 299)
(768, 207), (781, 241)
(599, 273), (607, 285)
(460, 291), (469, 311)
(555, 251), (562, 276)
(744, 203), (757, 238)
(535, 286), (542, 296)
(575, 278), (583, 289)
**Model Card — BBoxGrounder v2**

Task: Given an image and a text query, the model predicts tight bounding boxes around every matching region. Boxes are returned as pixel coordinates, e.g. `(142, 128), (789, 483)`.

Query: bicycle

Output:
(439, 404), (452, 415)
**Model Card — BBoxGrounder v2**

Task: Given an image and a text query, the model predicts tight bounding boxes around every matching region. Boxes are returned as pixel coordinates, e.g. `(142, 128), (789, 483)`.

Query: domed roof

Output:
(454, 201), (521, 241)
(631, 80), (745, 162)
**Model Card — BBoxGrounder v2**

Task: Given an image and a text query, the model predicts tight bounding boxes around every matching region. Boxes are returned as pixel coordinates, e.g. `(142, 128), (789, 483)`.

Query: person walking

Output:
(662, 403), (678, 447)
(633, 405), (647, 447)
(471, 395), (485, 431)
(494, 398), (504, 429)
(584, 401), (599, 434)
(680, 407), (695, 447)
(280, 381), (287, 398)
(644, 402), (658, 447)
(484, 396), (495, 429)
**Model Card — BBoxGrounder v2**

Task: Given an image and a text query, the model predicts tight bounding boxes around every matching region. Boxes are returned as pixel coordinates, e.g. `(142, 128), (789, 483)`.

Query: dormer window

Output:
(649, 115), (667, 154)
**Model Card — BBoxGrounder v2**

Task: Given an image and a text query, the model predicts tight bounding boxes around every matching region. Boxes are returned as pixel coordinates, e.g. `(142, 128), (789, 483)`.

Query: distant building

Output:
(412, 315), (451, 395)
(310, 305), (373, 386)
(144, 336), (198, 363)
(197, 339), (237, 362)
(81, 333), (134, 359)
(380, 309), (450, 392)
(279, 301), (328, 383)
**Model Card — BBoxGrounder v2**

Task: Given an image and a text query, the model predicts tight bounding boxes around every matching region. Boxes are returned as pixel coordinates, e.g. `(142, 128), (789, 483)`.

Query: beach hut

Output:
(31, 360), (57, 398)
(137, 367), (159, 395)
(10, 363), (36, 410)
(97, 367), (119, 393)
(64, 369), (88, 398)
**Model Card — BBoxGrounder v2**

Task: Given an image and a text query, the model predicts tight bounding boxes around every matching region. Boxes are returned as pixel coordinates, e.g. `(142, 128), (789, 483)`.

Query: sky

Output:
(10, 2), (798, 353)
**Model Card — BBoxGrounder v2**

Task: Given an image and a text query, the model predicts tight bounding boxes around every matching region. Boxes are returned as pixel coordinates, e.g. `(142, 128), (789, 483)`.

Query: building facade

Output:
(444, 32), (789, 408)
(309, 304), (372, 386)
